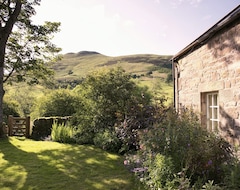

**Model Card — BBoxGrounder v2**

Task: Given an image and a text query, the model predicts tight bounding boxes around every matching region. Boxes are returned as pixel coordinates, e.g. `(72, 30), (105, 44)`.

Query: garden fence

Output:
(8, 115), (30, 138)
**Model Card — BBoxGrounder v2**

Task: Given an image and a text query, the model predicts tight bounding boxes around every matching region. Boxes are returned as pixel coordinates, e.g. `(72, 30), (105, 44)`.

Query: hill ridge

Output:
(53, 52), (173, 83)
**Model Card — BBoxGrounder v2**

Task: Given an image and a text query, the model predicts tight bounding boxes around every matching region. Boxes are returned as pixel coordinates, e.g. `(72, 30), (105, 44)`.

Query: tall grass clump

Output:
(51, 121), (75, 143)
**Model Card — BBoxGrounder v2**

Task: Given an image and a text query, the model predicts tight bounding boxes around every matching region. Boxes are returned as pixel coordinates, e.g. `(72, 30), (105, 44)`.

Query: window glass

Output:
(208, 94), (212, 105)
(213, 108), (218, 120)
(213, 94), (218, 105)
(206, 92), (219, 132)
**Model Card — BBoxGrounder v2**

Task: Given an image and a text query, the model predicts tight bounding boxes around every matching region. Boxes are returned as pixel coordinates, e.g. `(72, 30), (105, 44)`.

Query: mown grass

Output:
(0, 137), (145, 190)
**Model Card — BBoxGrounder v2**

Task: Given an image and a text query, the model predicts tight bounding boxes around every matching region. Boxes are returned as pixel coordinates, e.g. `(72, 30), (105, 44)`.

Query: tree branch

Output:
(3, 0), (22, 42)
(3, 67), (14, 83)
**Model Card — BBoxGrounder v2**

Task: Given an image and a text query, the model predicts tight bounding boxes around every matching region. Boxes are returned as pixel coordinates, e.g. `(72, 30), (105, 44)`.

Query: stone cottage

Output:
(171, 5), (240, 145)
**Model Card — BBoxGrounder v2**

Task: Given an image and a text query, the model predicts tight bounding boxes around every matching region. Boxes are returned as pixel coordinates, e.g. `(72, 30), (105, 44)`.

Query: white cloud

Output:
(170, 0), (203, 8)
(189, 0), (203, 7)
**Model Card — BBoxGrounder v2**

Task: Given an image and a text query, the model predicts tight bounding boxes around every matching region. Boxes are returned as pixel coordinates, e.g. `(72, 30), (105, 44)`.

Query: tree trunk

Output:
(0, 75), (4, 137)
(0, 49), (4, 137)
(0, 0), (22, 138)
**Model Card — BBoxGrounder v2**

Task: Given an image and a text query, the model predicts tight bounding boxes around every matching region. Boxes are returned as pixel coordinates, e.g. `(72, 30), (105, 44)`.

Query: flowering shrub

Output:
(136, 107), (234, 189)
(116, 97), (169, 153)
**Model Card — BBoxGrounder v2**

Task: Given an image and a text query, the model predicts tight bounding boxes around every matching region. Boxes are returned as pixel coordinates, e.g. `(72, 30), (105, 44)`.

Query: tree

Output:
(0, 0), (61, 137)
(72, 67), (152, 147)
(31, 89), (82, 119)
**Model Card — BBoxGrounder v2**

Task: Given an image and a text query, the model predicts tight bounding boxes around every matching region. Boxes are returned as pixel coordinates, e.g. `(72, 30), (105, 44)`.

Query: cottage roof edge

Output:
(171, 5), (240, 62)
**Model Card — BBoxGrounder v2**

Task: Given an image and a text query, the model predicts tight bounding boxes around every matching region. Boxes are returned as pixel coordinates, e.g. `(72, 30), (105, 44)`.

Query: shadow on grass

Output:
(0, 137), (144, 190)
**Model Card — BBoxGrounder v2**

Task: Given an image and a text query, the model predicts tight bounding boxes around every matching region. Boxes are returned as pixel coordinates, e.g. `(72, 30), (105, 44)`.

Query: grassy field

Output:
(0, 137), (145, 190)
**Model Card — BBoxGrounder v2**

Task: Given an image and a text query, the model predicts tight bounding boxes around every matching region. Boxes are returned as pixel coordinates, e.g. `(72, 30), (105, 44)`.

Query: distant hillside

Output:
(53, 51), (172, 81)
(52, 51), (173, 101)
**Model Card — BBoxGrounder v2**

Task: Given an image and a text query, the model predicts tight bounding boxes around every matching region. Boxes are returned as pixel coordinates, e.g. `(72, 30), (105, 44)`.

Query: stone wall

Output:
(175, 18), (240, 145)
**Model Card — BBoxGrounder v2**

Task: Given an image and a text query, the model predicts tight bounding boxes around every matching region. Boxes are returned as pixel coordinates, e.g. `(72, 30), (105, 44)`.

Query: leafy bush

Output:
(93, 129), (121, 153)
(116, 97), (169, 153)
(144, 153), (175, 189)
(3, 100), (20, 123)
(137, 107), (233, 189)
(31, 89), (82, 119)
(51, 121), (75, 143)
(73, 67), (151, 131)
(72, 67), (151, 152)
(222, 157), (240, 189)
(73, 125), (95, 145)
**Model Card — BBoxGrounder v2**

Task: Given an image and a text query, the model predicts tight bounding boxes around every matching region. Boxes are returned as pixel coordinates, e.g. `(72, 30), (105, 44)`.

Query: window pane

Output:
(213, 108), (218, 119)
(208, 107), (212, 118)
(208, 95), (212, 106)
(213, 94), (218, 106)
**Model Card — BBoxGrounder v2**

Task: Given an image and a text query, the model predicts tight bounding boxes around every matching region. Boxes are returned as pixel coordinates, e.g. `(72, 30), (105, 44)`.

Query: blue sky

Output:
(33, 0), (240, 56)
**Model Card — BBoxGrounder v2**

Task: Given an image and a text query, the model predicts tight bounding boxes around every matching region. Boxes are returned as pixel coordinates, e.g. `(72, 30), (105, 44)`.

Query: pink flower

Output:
(124, 160), (130, 165)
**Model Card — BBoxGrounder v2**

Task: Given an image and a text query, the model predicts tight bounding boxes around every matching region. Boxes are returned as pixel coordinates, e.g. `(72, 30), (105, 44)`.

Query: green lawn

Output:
(0, 137), (145, 190)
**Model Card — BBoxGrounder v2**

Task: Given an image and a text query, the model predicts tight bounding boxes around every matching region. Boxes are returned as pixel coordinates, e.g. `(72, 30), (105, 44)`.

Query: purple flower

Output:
(207, 160), (213, 166)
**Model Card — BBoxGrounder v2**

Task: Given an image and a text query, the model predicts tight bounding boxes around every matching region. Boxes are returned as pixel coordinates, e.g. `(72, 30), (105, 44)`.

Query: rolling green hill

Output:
(53, 51), (172, 80)
(52, 51), (173, 101)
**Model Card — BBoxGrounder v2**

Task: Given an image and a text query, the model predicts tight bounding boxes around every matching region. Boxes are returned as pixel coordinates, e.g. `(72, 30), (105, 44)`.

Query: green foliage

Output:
(72, 124), (95, 145)
(5, 21), (61, 85)
(137, 107), (233, 188)
(31, 89), (82, 118)
(1, 0), (61, 85)
(157, 67), (171, 73)
(51, 122), (75, 143)
(54, 79), (83, 89)
(2, 99), (20, 123)
(116, 97), (169, 153)
(201, 180), (222, 190)
(166, 172), (192, 190)
(72, 67), (151, 152)
(93, 129), (122, 153)
(222, 157), (240, 189)
(5, 85), (36, 117)
(144, 153), (175, 189)
(166, 72), (173, 83)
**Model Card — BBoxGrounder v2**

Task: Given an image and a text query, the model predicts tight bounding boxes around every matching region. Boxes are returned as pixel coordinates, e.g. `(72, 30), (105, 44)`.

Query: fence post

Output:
(8, 115), (13, 136)
(26, 116), (30, 138)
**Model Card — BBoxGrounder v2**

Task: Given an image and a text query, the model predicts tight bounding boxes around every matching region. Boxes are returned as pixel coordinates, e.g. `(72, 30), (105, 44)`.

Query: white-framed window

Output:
(206, 92), (219, 132)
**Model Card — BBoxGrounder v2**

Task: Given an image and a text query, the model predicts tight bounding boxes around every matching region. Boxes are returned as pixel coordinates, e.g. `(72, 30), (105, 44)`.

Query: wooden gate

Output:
(8, 115), (30, 138)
